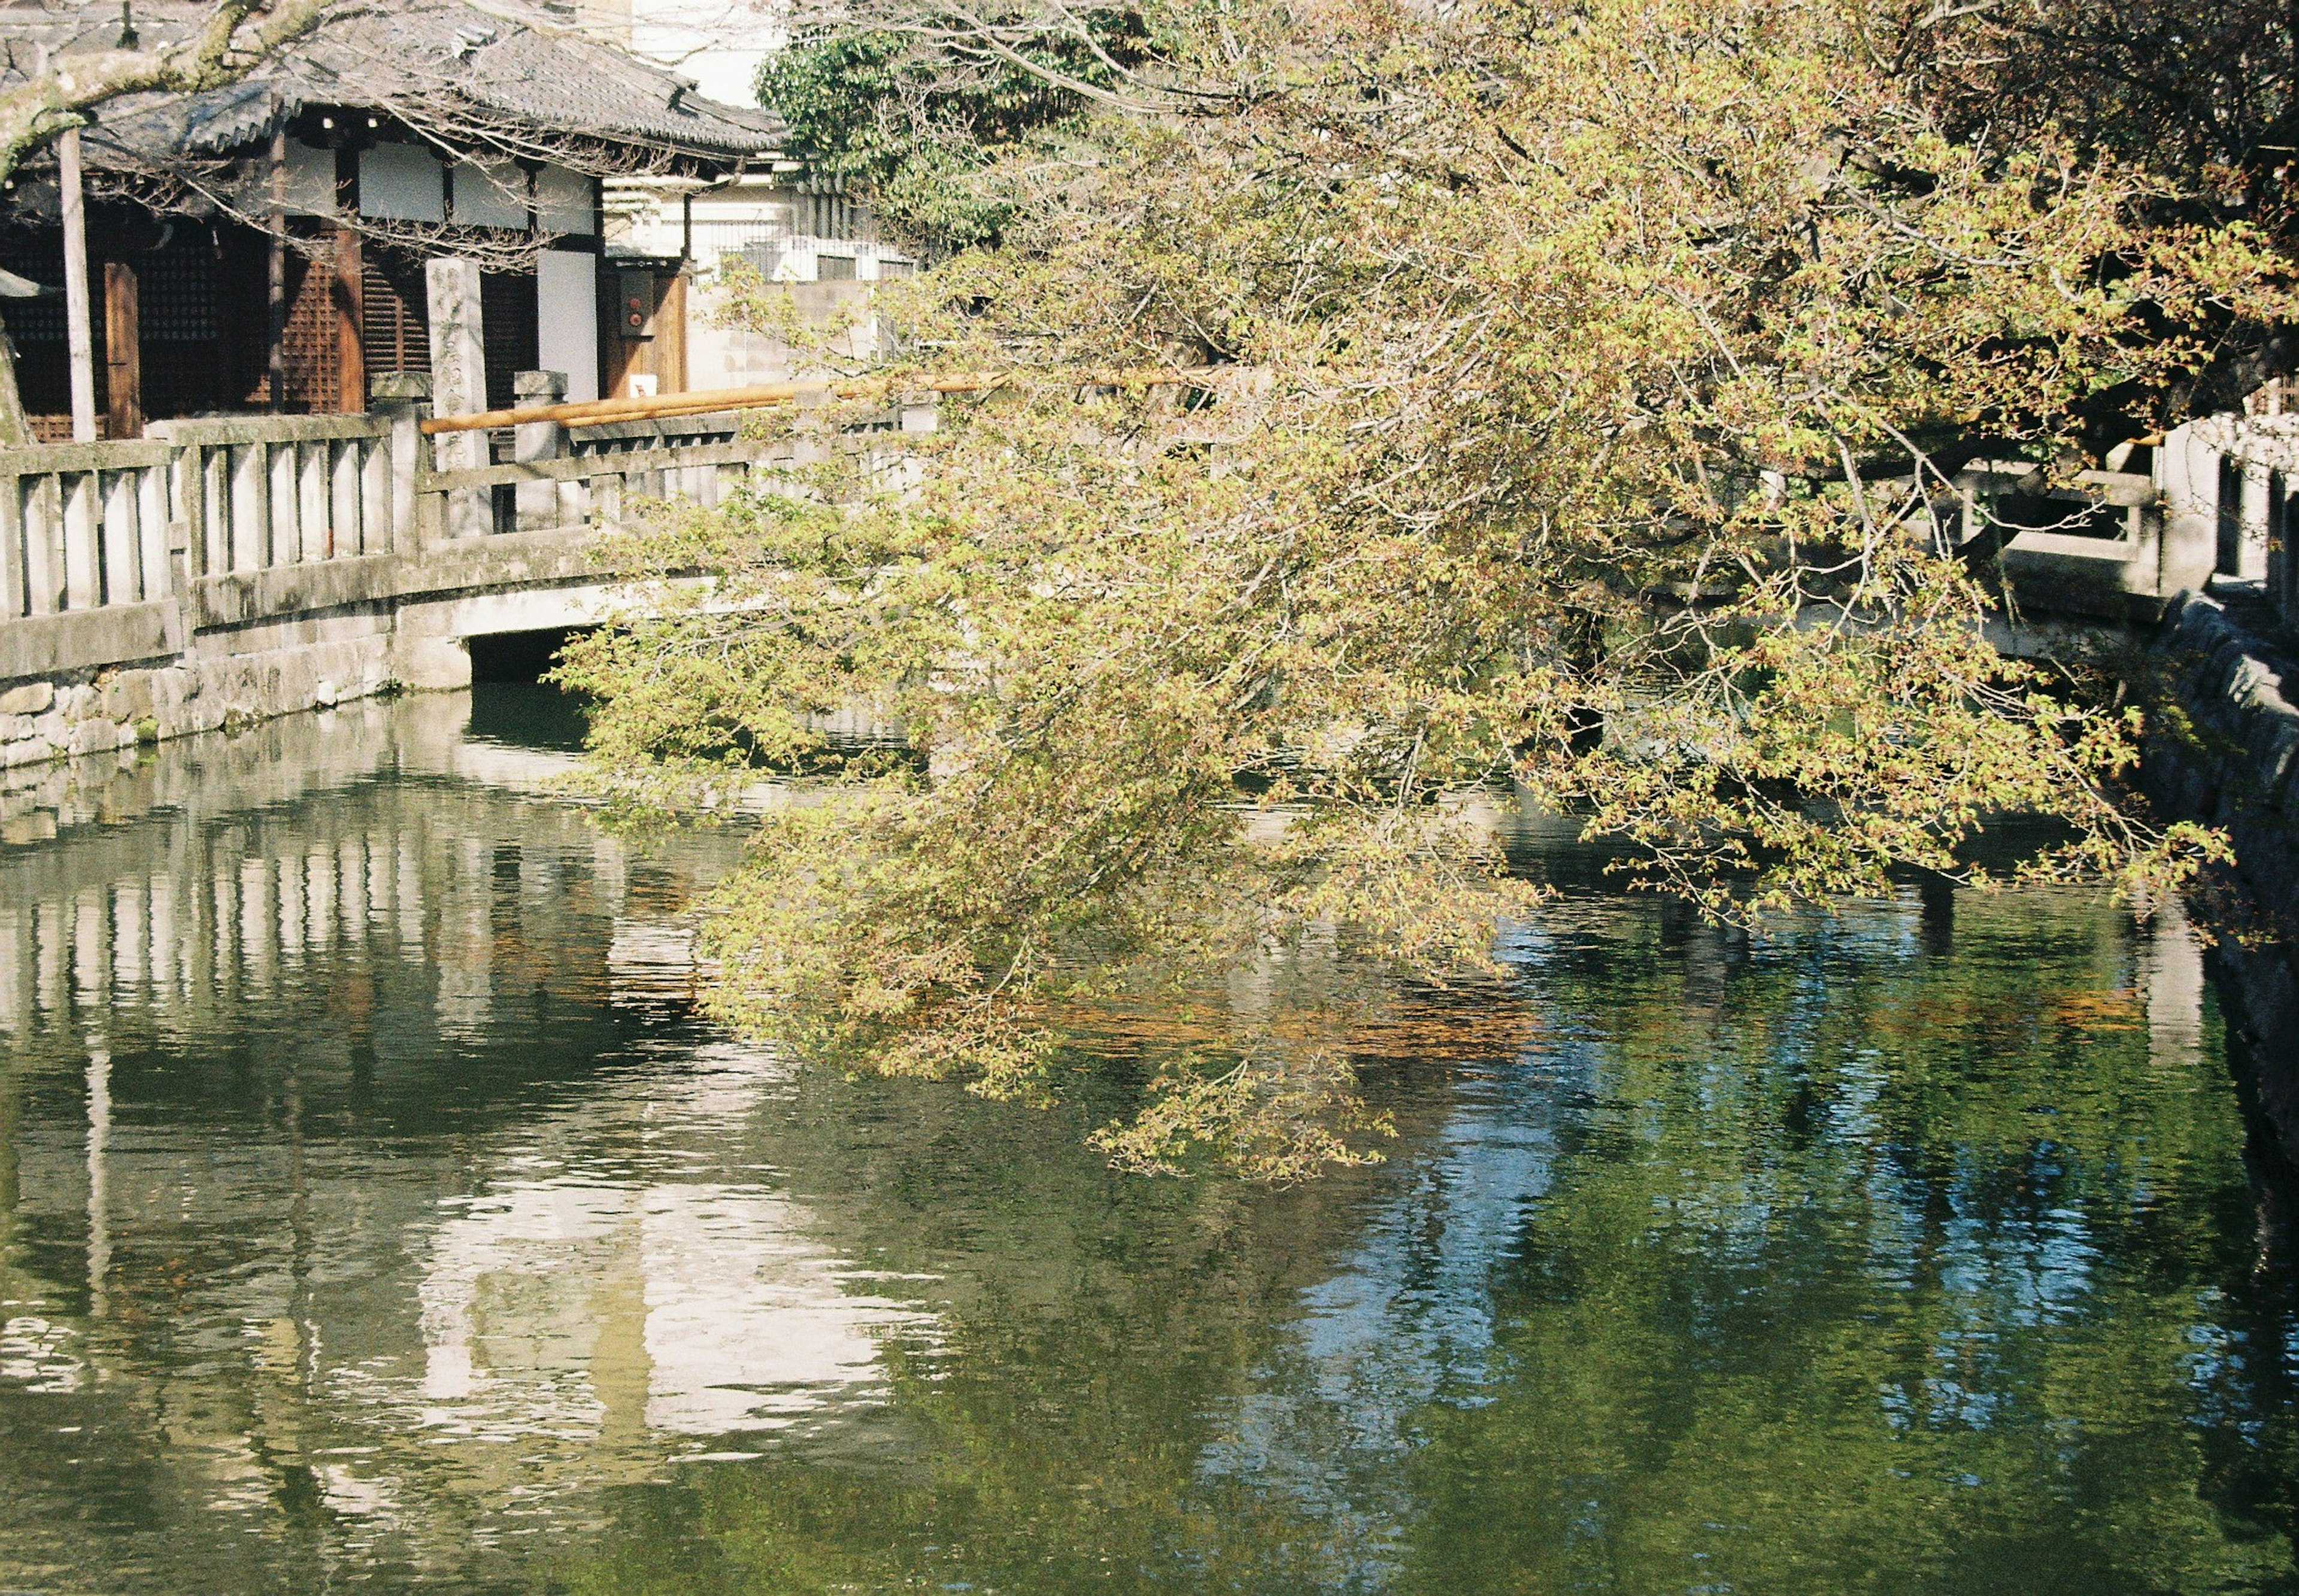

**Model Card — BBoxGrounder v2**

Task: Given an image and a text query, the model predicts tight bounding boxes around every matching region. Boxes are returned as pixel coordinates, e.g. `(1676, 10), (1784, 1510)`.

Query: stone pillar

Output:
(2154, 422), (2209, 594)
(2242, 462), (2274, 585)
(512, 369), (568, 530)
(369, 371), (433, 551)
(791, 386), (832, 470)
(424, 257), (489, 539)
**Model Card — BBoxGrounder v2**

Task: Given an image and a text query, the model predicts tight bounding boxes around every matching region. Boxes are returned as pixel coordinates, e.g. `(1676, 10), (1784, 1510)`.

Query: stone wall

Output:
(0, 512), (662, 787)
(2146, 590), (2299, 1154)
(0, 620), (398, 845)
(0, 606), (402, 780)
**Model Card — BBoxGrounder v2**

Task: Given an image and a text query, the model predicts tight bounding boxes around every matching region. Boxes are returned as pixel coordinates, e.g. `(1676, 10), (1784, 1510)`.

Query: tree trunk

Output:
(0, 327), (29, 449)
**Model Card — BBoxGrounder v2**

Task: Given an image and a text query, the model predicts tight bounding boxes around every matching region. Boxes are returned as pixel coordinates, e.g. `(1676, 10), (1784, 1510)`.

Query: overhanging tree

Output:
(567, 0), (2298, 1177)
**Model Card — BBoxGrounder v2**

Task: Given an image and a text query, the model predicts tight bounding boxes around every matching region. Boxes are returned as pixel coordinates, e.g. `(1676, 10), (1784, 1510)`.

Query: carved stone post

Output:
(423, 258), (489, 538)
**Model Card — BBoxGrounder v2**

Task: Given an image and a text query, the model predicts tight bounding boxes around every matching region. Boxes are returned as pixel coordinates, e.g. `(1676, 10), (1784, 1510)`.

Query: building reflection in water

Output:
(0, 694), (933, 1583)
(414, 1040), (927, 1446)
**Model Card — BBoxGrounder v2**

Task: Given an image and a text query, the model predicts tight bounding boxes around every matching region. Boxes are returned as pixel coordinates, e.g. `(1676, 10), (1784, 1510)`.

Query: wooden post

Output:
(58, 126), (97, 442)
(267, 128), (287, 411)
(102, 259), (141, 439)
(332, 225), (364, 413)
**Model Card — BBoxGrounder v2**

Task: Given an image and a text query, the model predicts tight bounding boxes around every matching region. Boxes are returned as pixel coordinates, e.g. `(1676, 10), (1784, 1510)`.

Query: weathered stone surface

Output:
(0, 681), (53, 715)
(103, 670), (156, 722)
(65, 719), (119, 757)
(2150, 590), (2299, 1164)
(427, 257), (492, 540)
(1, 736), (54, 769)
(2254, 716), (2299, 795)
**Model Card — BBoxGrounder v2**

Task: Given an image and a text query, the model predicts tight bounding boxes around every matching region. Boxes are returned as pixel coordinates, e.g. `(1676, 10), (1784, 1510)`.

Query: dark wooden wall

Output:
(1, 214), (542, 435)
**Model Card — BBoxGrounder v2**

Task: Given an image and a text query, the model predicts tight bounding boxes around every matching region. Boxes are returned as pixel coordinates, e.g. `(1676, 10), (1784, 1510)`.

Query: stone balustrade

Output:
(0, 385), (802, 778)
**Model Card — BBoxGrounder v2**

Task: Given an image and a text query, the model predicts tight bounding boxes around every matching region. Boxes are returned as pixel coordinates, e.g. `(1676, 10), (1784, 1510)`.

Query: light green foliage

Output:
(565, 0), (2292, 1175)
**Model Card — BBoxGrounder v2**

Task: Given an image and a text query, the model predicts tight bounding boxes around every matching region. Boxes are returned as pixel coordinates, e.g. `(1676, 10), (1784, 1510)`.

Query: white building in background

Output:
(567, 0), (915, 394)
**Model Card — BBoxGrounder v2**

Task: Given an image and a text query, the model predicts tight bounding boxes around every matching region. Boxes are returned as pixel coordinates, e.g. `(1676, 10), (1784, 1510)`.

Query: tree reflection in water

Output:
(0, 693), (2291, 1593)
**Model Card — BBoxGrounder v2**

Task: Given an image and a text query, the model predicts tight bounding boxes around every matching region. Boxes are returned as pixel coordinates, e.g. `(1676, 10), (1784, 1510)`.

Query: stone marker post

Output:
(424, 258), (489, 539)
(512, 369), (568, 530)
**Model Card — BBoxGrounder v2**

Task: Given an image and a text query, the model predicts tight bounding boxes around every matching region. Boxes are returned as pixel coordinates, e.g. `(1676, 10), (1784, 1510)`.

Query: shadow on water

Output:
(465, 626), (599, 754)
(465, 678), (593, 754)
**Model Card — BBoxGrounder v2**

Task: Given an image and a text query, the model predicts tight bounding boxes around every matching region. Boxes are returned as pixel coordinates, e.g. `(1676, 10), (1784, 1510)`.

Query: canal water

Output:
(1, 689), (2295, 1594)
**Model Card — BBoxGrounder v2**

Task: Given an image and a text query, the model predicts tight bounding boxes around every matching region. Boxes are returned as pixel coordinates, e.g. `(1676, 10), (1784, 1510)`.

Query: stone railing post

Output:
(512, 369), (568, 530)
(142, 417), (197, 591)
(424, 257), (489, 539)
(791, 386), (832, 470)
(369, 371), (434, 551)
(2240, 460), (2274, 585)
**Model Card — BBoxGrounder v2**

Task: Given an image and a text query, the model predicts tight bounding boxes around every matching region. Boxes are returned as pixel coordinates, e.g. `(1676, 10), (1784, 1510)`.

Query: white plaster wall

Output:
(538, 166), (596, 236)
(538, 251), (603, 403)
(451, 159), (529, 230)
(683, 271), (884, 392)
(284, 139), (336, 216)
(360, 143), (445, 223)
(683, 282), (791, 391)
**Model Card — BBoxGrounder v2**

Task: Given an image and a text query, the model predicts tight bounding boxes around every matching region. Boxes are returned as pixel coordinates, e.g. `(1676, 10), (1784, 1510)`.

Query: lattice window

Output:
(138, 235), (218, 341)
(279, 246), (342, 412)
(138, 233), (231, 421)
(481, 269), (538, 411)
(361, 256), (430, 376)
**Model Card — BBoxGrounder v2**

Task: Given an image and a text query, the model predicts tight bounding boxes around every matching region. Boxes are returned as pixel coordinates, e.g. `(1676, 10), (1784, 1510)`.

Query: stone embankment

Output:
(2148, 590), (2299, 1153)
(0, 645), (380, 776)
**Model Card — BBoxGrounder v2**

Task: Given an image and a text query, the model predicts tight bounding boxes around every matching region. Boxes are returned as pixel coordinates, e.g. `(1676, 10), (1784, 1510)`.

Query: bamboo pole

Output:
(422, 371), (1008, 433)
(420, 367), (1202, 435)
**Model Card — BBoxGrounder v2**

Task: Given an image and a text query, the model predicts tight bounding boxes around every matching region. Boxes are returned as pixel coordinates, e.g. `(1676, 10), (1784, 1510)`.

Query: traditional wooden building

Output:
(0, 0), (782, 437)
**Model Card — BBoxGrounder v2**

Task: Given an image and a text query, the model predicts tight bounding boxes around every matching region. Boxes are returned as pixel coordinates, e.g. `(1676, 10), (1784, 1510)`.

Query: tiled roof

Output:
(2, 0), (784, 165)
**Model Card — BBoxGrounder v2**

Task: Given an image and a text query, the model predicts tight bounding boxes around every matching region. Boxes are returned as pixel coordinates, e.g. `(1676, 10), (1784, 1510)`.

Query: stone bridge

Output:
(0, 383), (2230, 776)
(0, 385), (944, 772)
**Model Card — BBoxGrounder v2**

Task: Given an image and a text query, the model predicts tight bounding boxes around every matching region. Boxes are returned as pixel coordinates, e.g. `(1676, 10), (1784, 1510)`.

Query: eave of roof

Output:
(1, 0), (786, 166)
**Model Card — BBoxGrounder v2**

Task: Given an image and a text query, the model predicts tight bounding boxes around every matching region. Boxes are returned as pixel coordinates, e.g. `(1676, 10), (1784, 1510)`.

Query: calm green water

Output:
(0, 690), (2294, 1594)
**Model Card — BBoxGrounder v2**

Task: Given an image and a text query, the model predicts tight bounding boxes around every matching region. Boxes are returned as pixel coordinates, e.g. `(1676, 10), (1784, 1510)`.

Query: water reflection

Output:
(0, 696), (931, 1590)
(412, 1040), (927, 1447)
(0, 691), (2293, 1593)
